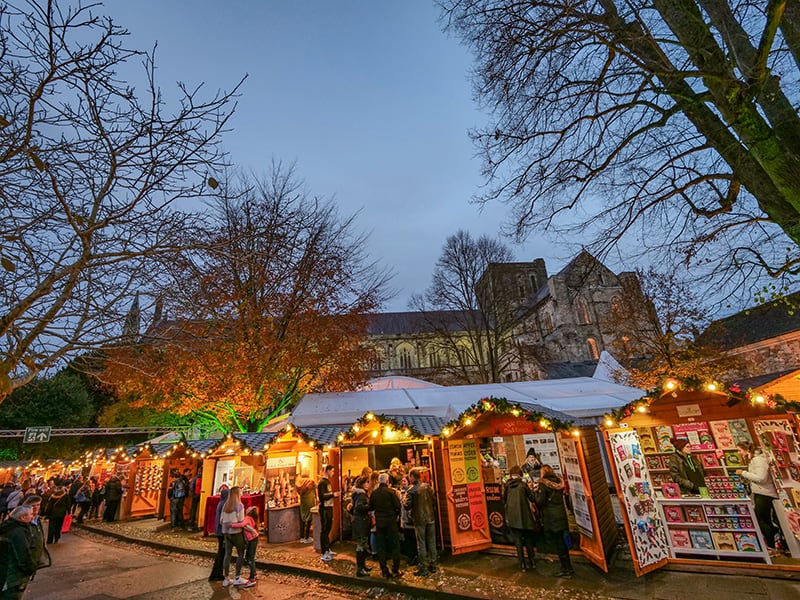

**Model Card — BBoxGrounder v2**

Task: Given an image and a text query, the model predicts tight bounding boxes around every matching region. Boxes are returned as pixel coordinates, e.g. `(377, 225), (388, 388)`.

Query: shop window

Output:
(587, 337), (599, 360)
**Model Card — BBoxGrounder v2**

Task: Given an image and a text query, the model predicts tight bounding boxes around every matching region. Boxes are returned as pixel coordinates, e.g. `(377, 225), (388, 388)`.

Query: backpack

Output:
(172, 478), (186, 499)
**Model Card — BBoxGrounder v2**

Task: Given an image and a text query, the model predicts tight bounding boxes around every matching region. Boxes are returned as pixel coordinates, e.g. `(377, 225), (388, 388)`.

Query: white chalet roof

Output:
(290, 377), (644, 427)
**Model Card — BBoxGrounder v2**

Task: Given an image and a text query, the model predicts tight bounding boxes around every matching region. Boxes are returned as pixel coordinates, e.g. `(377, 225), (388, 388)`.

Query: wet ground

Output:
(58, 518), (800, 600)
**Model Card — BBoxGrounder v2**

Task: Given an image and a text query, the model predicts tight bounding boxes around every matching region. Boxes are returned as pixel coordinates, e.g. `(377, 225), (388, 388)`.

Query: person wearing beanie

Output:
(667, 437), (706, 495)
(521, 448), (542, 480)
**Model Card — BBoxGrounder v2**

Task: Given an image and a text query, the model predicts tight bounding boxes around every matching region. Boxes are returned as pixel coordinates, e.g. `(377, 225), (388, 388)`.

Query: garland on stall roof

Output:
(264, 424), (329, 450)
(439, 396), (575, 439)
(338, 413), (424, 444)
(604, 376), (800, 426)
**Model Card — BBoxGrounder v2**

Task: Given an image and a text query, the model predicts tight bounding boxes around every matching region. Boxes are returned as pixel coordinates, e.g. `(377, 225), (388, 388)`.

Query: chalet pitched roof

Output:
(542, 361), (599, 379)
(366, 310), (479, 335)
(731, 369), (800, 390)
(698, 292), (800, 349)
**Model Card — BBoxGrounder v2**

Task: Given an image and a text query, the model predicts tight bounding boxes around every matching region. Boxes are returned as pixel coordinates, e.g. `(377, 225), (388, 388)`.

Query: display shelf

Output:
(659, 497), (771, 564)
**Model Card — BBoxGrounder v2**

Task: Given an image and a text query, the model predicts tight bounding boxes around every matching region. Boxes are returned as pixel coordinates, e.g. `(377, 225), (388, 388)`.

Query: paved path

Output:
(28, 534), (360, 600)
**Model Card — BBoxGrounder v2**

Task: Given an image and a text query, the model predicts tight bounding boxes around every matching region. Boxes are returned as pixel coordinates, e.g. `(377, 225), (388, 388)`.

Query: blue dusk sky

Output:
(104, 1), (569, 311)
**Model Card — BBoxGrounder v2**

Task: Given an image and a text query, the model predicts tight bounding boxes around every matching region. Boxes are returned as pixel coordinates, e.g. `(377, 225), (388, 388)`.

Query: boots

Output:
(356, 551), (369, 578)
(516, 546), (527, 572)
(555, 554), (574, 577)
(525, 543), (536, 570)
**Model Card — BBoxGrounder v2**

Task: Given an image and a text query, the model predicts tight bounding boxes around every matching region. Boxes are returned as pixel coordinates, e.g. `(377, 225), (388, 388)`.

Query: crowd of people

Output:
(0, 472), (126, 597)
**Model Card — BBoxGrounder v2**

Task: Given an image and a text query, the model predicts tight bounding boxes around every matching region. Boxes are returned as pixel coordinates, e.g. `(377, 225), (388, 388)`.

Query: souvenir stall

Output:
(199, 433), (269, 535)
(257, 424), (327, 543)
(154, 439), (207, 527)
(125, 442), (172, 519)
(0, 461), (30, 485)
(431, 397), (617, 572)
(603, 377), (800, 575)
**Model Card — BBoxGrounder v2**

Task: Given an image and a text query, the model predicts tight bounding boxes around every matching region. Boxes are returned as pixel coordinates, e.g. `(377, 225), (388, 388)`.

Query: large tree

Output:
(410, 230), (524, 383)
(607, 268), (747, 388)
(0, 0), (241, 398)
(441, 1), (800, 292)
(102, 166), (391, 432)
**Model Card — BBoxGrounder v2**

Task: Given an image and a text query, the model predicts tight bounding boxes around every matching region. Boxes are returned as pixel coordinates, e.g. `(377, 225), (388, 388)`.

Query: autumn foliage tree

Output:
(102, 166), (390, 432)
(0, 0), (241, 399)
(607, 268), (747, 389)
(441, 1), (800, 295)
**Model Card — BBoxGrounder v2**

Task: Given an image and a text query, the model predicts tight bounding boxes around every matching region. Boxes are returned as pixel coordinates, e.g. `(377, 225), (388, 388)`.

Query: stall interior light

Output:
(755, 395), (765, 404)
(371, 430), (379, 438)
(706, 382), (717, 391)
(571, 429), (580, 437)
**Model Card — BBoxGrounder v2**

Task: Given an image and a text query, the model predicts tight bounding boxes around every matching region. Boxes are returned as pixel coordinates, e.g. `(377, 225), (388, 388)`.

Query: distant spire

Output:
(122, 293), (141, 340)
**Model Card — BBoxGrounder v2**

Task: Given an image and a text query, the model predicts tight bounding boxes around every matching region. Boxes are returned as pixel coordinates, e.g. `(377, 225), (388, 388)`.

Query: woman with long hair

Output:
(43, 486), (70, 544)
(535, 464), (574, 578)
(219, 486), (248, 587)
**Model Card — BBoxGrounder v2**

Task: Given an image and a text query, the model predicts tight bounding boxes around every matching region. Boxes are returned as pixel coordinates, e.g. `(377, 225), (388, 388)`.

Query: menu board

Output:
(557, 435), (593, 537)
(448, 439), (486, 532)
(608, 429), (670, 568)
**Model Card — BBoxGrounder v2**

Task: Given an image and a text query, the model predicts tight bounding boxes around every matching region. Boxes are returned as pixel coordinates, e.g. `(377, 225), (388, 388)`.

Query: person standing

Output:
(219, 486), (248, 587)
(230, 506), (259, 587)
(369, 472), (403, 579)
(521, 448), (542, 481)
(667, 438), (706, 495)
(738, 441), (782, 555)
(535, 465), (573, 578)
(317, 464), (339, 562)
(504, 465), (538, 572)
(21, 496), (49, 573)
(74, 480), (94, 524)
(42, 487), (70, 544)
(295, 470), (316, 543)
(67, 475), (83, 515)
(188, 470), (202, 531)
(167, 470), (187, 529)
(404, 468), (437, 576)
(348, 476), (372, 577)
(0, 506), (38, 599)
(102, 475), (123, 522)
(208, 485), (229, 582)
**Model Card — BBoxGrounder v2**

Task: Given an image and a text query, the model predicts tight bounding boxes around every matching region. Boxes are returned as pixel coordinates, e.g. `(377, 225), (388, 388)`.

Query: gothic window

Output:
(399, 346), (414, 370)
(369, 350), (382, 371)
(587, 337), (599, 360)
(428, 348), (441, 368)
(576, 298), (591, 324)
(543, 313), (554, 335)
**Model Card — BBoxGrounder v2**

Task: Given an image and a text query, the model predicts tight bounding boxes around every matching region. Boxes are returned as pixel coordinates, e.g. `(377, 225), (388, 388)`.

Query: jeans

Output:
(245, 538), (258, 579)
(223, 532), (246, 578)
(320, 506), (333, 554)
(170, 496), (185, 527)
(414, 521), (437, 567)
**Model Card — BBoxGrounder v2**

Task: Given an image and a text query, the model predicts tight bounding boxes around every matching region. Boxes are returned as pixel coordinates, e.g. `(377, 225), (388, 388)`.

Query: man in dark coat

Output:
(503, 465), (538, 571)
(369, 473), (402, 579)
(668, 437), (706, 495)
(0, 505), (38, 599)
(403, 468), (437, 576)
(102, 476), (123, 522)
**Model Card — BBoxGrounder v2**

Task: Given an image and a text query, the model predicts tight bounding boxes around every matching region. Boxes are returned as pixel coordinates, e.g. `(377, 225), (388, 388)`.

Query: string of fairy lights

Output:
(602, 375), (799, 428)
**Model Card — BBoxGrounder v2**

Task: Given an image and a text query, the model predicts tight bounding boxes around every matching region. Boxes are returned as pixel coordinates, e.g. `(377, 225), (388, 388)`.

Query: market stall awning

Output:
(290, 377), (644, 427)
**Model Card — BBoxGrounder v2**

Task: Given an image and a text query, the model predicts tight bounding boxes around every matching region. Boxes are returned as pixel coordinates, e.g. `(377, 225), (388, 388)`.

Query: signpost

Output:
(23, 426), (51, 443)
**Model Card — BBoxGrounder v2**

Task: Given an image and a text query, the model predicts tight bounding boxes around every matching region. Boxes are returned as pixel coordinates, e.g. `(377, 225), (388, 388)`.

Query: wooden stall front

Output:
(125, 442), (171, 520)
(259, 425), (325, 543)
(431, 397), (616, 571)
(337, 413), (439, 542)
(198, 433), (268, 536)
(604, 379), (800, 576)
(155, 440), (206, 527)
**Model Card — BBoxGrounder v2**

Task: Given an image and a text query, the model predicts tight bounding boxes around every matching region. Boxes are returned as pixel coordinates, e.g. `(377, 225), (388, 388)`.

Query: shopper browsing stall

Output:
(738, 441), (782, 555)
(535, 465), (574, 578)
(503, 465), (538, 572)
(667, 438), (706, 495)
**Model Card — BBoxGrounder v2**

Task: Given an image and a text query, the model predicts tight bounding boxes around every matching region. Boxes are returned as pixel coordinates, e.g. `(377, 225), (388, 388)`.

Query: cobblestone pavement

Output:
(66, 518), (800, 600)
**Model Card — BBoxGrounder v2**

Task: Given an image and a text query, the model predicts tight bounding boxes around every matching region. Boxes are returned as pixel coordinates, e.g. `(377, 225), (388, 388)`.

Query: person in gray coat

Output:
(503, 465), (538, 571)
(535, 465), (573, 577)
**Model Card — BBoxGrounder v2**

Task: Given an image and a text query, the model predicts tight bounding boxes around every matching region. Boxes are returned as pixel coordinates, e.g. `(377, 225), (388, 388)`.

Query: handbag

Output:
(61, 513), (73, 533)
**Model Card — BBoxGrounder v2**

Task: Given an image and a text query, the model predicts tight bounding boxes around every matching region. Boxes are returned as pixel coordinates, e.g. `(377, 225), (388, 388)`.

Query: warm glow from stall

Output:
(755, 395), (765, 404)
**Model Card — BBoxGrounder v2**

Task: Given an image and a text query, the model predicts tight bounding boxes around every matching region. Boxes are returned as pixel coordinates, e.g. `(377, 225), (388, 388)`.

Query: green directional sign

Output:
(23, 426), (51, 443)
